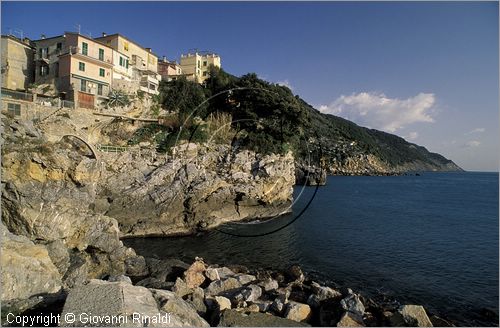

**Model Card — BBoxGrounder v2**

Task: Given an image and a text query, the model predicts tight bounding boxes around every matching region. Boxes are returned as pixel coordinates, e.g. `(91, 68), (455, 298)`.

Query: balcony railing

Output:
(57, 46), (112, 64)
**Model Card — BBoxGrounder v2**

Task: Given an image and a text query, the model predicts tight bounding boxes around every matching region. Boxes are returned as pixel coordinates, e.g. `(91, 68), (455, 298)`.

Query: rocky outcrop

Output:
(295, 163), (327, 186)
(100, 143), (295, 236)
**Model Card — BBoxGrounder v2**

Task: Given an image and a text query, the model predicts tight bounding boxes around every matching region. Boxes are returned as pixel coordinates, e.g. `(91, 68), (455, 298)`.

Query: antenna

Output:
(13, 28), (24, 39)
(74, 23), (81, 34)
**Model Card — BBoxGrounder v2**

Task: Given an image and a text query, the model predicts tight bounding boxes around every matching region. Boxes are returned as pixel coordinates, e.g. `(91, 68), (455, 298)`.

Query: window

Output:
(40, 65), (49, 76)
(54, 63), (59, 78)
(80, 79), (87, 92)
(99, 68), (105, 77)
(124, 42), (129, 51)
(7, 103), (21, 116)
(126, 59), (129, 69)
(203, 61), (207, 67)
(40, 47), (49, 58)
(79, 62), (85, 71)
(197, 60), (200, 68)
(202, 71), (207, 77)
(99, 48), (104, 61)
(97, 84), (103, 96)
(119, 57), (124, 67)
(82, 42), (88, 55)
(56, 42), (62, 51)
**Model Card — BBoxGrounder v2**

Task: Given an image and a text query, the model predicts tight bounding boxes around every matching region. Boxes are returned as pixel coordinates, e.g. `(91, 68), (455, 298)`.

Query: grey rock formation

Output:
(0, 223), (61, 302)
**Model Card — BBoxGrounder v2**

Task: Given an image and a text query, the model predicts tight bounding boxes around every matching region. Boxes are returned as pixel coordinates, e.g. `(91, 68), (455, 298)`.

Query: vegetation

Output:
(147, 66), (454, 167)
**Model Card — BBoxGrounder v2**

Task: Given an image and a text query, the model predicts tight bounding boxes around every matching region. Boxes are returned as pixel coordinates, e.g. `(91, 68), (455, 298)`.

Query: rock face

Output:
(0, 223), (61, 301)
(295, 163), (327, 186)
(102, 143), (295, 237)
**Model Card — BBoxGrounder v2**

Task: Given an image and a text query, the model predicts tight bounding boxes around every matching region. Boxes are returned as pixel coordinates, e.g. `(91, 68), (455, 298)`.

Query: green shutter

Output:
(82, 42), (88, 55)
(99, 49), (104, 61)
(126, 59), (129, 69)
(99, 68), (105, 77)
(79, 62), (85, 71)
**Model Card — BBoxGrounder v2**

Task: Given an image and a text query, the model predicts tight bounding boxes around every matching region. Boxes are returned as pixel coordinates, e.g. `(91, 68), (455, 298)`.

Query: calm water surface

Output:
(125, 172), (499, 326)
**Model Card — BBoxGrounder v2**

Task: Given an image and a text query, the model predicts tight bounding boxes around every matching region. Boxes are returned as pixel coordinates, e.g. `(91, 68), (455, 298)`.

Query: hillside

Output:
(155, 68), (462, 175)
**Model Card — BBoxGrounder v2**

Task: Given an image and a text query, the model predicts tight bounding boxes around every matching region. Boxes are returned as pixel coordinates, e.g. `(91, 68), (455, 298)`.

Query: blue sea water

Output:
(125, 172), (499, 326)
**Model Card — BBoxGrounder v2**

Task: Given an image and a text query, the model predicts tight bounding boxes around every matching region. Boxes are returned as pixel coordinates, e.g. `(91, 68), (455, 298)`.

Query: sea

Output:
(124, 172), (499, 326)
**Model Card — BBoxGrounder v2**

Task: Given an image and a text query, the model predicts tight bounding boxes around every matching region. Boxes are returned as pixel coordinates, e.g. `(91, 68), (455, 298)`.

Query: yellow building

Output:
(1, 35), (35, 91)
(95, 33), (160, 95)
(33, 32), (114, 109)
(179, 52), (221, 84)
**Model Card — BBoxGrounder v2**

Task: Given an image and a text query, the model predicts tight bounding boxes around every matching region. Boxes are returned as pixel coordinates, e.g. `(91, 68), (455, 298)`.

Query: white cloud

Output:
(318, 92), (436, 132)
(405, 131), (419, 141)
(463, 140), (481, 148)
(276, 79), (294, 91)
(465, 128), (486, 135)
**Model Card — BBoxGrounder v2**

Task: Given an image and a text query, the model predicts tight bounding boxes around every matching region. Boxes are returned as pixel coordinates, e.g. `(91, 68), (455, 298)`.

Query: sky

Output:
(2, 1), (498, 171)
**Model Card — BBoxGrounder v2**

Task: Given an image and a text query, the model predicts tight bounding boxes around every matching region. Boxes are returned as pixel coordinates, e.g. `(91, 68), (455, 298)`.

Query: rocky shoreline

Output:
(3, 255), (454, 327)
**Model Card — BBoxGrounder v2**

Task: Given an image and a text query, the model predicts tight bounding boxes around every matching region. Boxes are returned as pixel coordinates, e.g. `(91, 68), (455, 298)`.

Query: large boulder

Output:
(205, 277), (242, 296)
(1, 224), (61, 302)
(151, 289), (210, 327)
(284, 301), (312, 322)
(219, 309), (310, 327)
(183, 259), (206, 289)
(390, 305), (434, 327)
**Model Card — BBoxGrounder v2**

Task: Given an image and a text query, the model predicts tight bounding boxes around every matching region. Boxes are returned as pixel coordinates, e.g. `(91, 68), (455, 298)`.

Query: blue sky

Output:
(2, 1), (498, 171)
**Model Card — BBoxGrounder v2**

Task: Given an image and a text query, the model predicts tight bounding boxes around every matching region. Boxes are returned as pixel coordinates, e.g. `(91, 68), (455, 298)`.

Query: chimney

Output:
(41, 34), (46, 39)
(146, 47), (152, 53)
(102, 32), (107, 37)
(162, 56), (167, 62)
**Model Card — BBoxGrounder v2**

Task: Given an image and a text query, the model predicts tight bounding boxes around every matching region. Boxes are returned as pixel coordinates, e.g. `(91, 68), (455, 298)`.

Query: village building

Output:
(1, 35), (35, 91)
(157, 57), (183, 82)
(32, 32), (113, 109)
(179, 52), (221, 84)
(95, 33), (160, 95)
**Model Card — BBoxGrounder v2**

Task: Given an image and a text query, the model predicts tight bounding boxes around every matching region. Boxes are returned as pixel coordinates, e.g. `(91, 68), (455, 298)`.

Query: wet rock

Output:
(286, 265), (305, 283)
(285, 301), (312, 322)
(337, 312), (365, 327)
(234, 284), (263, 303)
(235, 273), (257, 285)
(271, 297), (286, 314)
(429, 315), (455, 327)
(219, 309), (310, 327)
(184, 259), (206, 289)
(311, 281), (342, 301)
(205, 266), (235, 281)
(253, 300), (272, 312)
(259, 278), (279, 292)
(205, 277), (242, 296)
(341, 293), (365, 318)
(390, 305), (433, 327)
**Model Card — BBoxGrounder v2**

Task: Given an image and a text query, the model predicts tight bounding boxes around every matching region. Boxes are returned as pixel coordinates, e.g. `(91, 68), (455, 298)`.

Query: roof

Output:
(2, 34), (35, 49)
(31, 34), (65, 42)
(64, 32), (114, 50)
(94, 33), (159, 59)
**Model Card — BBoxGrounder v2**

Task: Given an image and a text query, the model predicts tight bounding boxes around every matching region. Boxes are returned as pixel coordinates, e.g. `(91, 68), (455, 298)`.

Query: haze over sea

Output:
(126, 172), (499, 326)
